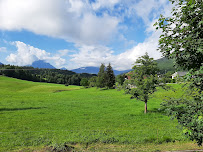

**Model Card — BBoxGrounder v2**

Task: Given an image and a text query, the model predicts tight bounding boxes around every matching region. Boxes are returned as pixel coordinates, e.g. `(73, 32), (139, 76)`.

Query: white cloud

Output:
(113, 31), (162, 70)
(1, 0), (173, 70)
(92, 0), (120, 10)
(0, 47), (7, 52)
(57, 49), (71, 56)
(66, 29), (162, 71)
(6, 41), (66, 67)
(67, 44), (113, 69)
(0, 0), (120, 45)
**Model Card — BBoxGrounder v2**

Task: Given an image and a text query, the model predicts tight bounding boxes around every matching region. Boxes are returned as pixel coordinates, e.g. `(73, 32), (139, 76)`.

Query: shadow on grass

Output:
(0, 107), (46, 112)
(53, 90), (71, 93)
(148, 108), (165, 114)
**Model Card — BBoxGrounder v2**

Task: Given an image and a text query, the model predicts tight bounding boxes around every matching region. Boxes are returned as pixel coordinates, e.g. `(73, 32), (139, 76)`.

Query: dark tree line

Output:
(0, 64), (96, 86)
(96, 63), (115, 89)
(81, 63), (116, 89)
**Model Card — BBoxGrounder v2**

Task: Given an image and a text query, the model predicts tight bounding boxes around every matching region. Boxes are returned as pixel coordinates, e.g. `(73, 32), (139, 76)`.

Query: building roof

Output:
(172, 71), (187, 77)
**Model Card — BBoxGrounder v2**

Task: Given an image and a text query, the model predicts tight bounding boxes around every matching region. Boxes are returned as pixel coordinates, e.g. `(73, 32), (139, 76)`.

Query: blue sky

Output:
(0, 0), (173, 70)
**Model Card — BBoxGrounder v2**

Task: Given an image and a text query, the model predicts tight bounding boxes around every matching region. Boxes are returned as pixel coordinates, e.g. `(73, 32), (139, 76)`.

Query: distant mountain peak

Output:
(71, 66), (131, 75)
(60, 67), (67, 70)
(30, 60), (56, 69)
(0, 62), (3, 65)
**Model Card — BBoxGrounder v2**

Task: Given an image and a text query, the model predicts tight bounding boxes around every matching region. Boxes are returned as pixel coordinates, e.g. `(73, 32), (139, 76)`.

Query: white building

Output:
(171, 71), (187, 79)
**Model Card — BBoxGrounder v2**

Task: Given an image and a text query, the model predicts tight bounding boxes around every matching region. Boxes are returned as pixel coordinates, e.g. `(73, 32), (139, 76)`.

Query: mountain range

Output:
(71, 66), (131, 75)
(1, 57), (175, 75)
(29, 60), (56, 69)
(28, 60), (131, 75)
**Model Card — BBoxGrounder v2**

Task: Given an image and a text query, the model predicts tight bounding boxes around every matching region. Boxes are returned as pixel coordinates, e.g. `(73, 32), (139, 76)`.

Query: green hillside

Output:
(156, 57), (176, 73)
(0, 76), (201, 151)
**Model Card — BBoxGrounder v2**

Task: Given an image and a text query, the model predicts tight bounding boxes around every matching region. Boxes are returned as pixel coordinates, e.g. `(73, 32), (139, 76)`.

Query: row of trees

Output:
(0, 64), (96, 86)
(80, 63), (116, 89)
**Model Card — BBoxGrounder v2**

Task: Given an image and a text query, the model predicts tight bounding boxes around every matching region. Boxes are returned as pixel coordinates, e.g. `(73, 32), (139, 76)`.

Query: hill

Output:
(0, 64), (95, 86)
(0, 62), (3, 65)
(30, 60), (56, 69)
(156, 57), (176, 73)
(60, 67), (67, 70)
(71, 66), (131, 75)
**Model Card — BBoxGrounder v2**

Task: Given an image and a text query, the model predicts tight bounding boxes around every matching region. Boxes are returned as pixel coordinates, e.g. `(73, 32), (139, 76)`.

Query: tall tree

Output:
(123, 53), (160, 113)
(96, 63), (107, 88)
(106, 63), (115, 89)
(155, 0), (203, 146)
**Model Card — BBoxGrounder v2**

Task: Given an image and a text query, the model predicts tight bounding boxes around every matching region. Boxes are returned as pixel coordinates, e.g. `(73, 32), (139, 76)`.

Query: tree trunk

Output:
(145, 100), (147, 114)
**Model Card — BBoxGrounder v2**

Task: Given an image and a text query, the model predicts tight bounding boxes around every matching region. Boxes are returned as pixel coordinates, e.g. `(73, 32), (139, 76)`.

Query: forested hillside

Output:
(0, 64), (96, 86)
(156, 57), (176, 73)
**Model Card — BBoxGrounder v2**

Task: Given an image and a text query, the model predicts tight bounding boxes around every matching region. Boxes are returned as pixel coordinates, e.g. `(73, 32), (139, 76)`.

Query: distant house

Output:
(171, 71), (187, 79)
(125, 71), (133, 80)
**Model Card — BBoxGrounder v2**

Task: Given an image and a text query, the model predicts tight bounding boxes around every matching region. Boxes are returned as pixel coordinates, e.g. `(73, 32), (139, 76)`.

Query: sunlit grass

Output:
(0, 76), (192, 151)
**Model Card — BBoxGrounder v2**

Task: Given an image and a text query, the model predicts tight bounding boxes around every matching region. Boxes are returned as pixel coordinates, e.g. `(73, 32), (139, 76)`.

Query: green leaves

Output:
(154, 0), (203, 71)
(124, 53), (161, 113)
(156, 0), (203, 146)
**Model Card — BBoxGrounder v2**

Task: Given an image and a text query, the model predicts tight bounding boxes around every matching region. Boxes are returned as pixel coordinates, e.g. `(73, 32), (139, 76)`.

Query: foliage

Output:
(162, 68), (203, 146)
(105, 63), (116, 89)
(155, 0), (203, 71)
(0, 64), (96, 86)
(88, 76), (97, 87)
(80, 78), (89, 88)
(161, 93), (203, 146)
(160, 71), (174, 83)
(116, 74), (125, 86)
(123, 53), (161, 113)
(96, 63), (107, 88)
(155, 0), (203, 146)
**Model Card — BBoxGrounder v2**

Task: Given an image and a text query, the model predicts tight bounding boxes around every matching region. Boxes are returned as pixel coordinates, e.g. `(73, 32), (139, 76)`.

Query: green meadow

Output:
(0, 76), (201, 151)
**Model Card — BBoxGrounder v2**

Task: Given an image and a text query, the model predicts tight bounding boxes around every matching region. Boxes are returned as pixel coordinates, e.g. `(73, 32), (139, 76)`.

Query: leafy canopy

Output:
(155, 0), (203, 71)
(155, 0), (203, 146)
(123, 53), (160, 113)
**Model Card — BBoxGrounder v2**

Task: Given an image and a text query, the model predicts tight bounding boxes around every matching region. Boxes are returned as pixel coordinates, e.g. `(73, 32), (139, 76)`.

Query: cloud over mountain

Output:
(0, 0), (173, 70)
(6, 41), (66, 67)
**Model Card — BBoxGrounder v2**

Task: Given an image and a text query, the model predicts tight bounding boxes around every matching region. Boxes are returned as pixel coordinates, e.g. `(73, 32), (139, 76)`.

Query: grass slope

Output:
(0, 76), (200, 151)
(156, 57), (176, 73)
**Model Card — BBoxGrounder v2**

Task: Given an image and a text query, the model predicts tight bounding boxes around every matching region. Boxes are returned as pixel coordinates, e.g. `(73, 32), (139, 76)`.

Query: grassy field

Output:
(0, 76), (202, 151)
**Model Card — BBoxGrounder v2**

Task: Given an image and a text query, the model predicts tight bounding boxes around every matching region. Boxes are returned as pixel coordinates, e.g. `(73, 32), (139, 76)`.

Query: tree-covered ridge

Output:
(156, 57), (176, 73)
(0, 64), (96, 86)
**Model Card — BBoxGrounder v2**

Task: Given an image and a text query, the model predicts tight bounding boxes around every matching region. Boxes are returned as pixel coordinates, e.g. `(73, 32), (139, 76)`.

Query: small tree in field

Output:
(123, 53), (160, 113)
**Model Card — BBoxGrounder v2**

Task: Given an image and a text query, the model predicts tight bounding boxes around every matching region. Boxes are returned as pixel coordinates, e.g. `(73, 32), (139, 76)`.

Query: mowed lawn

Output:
(0, 76), (196, 151)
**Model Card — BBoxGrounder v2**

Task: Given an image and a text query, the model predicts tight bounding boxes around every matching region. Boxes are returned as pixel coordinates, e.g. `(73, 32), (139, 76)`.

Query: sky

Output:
(0, 0), (173, 70)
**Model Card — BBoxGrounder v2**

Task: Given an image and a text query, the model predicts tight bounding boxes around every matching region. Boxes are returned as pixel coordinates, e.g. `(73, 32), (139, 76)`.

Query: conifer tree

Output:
(106, 63), (115, 89)
(96, 63), (106, 88)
